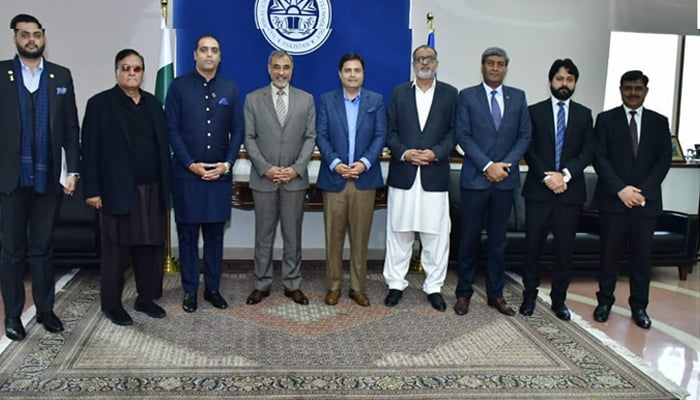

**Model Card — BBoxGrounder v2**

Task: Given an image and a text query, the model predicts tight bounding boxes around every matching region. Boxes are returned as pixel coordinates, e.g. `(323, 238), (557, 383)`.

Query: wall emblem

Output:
(254, 0), (332, 55)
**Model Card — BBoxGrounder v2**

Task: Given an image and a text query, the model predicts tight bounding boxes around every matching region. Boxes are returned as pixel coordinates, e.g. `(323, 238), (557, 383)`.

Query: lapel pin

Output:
(212, 92), (216, 98)
(49, 73), (55, 79)
(8, 70), (14, 82)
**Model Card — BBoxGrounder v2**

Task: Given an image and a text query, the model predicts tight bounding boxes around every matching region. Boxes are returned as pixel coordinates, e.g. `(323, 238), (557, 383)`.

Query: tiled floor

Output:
(1, 262), (698, 399)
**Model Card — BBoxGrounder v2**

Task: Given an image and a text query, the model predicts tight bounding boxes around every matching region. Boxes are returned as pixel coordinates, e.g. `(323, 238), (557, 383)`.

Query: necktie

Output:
(629, 110), (638, 158)
(555, 102), (566, 170)
(490, 90), (501, 130)
(275, 89), (286, 125)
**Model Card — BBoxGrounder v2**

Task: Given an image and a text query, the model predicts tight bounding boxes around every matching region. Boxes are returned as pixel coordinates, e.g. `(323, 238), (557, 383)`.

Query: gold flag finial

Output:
(426, 11), (434, 31)
(161, 0), (168, 22)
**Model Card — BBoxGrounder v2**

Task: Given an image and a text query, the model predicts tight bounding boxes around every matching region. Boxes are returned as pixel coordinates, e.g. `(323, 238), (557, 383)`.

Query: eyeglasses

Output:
(119, 64), (143, 73)
(414, 56), (436, 64)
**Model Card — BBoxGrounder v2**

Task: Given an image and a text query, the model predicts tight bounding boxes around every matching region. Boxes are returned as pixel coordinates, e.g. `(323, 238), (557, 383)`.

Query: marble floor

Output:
(0, 262), (698, 399)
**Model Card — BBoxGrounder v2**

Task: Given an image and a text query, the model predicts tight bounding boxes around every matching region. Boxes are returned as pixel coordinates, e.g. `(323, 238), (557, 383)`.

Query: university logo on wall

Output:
(254, 0), (332, 55)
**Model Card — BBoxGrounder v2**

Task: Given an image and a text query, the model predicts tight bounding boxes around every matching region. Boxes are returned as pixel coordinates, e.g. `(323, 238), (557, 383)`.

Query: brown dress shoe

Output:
(488, 297), (515, 316)
(454, 297), (470, 316)
(325, 290), (341, 306)
(284, 289), (309, 305)
(246, 289), (270, 305)
(348, 289), (370, 307)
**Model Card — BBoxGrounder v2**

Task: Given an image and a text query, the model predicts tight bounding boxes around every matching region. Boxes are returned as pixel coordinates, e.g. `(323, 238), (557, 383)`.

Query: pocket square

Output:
(366, 107), (375, 113)
(218, 97), (229, 105)
(56, 87), (67, 95)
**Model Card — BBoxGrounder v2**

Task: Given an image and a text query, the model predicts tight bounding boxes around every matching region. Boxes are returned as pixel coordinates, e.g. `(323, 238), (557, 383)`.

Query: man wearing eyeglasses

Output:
(0, 14), (79, 341)
(454, 47), (531, 317)
(382, 45), (457, 312)
(81, 49), (171, 326)
(165, 34), (244, 313)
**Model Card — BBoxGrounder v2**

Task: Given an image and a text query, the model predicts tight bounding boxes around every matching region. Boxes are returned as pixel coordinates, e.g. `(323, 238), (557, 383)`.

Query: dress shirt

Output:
(401, 78), (436, 162)
(20, 57), (44, 92)
(623, 104), (643, 144)
(270, 83), (288, 116)
(329, 89), (371, 171)
(550, 96), (571, 179)
(481, 82), (504, 171)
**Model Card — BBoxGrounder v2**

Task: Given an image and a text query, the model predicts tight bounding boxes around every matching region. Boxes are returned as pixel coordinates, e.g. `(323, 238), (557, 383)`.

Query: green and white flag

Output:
(155, 16), (173, 105)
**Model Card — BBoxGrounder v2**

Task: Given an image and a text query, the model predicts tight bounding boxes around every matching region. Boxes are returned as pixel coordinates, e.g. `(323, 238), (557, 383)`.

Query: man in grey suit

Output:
(244, 50), (316, 306)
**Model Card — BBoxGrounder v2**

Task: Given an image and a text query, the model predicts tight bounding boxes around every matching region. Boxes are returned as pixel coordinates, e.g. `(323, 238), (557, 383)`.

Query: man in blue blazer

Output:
(383, 45), (457, 312)
(519, 59), (595, 321)
(0, 14), (80, 341)
(454, 47), (531, 317)
(592, 70), (671, 329)
(316, 53), (386, 307)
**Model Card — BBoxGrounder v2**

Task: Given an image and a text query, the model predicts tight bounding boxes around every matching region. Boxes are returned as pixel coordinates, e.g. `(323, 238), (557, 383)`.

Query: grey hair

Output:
(481, 47), (509, 66)
(268, 49), (293, 66)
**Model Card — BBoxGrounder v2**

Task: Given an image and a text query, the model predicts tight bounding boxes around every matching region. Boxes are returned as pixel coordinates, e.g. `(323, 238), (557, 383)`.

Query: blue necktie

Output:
(555, 102), (566, 170)
(490, 90), (501, 130)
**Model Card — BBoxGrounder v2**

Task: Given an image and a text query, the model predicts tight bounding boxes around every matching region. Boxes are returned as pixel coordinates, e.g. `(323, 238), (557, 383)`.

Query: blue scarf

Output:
(14, 55), (50, 194)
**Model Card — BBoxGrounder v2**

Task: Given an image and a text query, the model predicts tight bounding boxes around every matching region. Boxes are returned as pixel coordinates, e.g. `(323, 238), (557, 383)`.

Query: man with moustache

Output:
(0, 14), (79, 341)
(316, 53), (386, 307)
(166, 34), (244, 313)
(592, 70), (671, 329)
(519, 59), (595, 320)
(454, 47), (531, 317)
(244, 50), (316, 306)
(382, 45), (457, 311)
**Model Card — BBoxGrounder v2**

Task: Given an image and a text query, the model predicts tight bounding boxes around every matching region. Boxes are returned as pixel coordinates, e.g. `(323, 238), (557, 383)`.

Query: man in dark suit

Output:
(382, 45), (457, 312)
(244, 50), (316, 306)
(316, 53), (386, 307)
(454, 47), (531, 317)
(592, 70), (672, 329)
(519, 59), (595, 320)
(0, 14), (79, 341)
(81, 49), (171, 326)
(166, 34), (244, 313)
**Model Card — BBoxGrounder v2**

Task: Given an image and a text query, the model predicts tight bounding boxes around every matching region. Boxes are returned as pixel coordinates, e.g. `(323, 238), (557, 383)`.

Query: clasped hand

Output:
(189, 162), (227, 181)
(404, 149), (436, 166)
(334, 161), (366, 180)
(484, 162), (511, 183)
(265, 166), (298, 184)
(617, 185), (645, 208)
(544, 171), (567, 194)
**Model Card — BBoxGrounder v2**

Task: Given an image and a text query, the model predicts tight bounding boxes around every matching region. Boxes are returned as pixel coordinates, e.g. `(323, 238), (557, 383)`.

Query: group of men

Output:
(0, 13), (671, 343)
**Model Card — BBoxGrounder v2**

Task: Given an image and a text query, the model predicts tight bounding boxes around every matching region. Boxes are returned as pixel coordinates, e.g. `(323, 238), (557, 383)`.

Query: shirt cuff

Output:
(329, 158), (341, 171)
(360, 157), (371, 170)
(482, 161), (493, 172)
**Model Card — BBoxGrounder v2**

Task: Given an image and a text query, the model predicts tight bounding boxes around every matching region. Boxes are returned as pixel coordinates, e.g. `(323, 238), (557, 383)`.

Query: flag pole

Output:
(410, 11), (436, 275)
(159, 0), (180, 274)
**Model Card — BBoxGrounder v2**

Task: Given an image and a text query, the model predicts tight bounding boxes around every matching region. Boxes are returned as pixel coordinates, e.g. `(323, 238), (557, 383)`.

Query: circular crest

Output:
(254, 0), (332, 56)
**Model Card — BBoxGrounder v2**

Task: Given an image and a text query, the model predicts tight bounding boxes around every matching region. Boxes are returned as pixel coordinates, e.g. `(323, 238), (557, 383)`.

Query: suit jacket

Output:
(244, 85), (316, 192)
(315, 88), (386, 192)
(593, 106), (672, 216)
(456, 84), (531, 190)
(0, 59), (79, 192)
(81, 86), (171, 215)
(522, 98), (595, 205)
(385, 80), (457, 191)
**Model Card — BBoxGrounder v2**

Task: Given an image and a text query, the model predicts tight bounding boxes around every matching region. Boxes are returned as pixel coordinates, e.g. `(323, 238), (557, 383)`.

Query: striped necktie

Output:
(555, 102), (566, 170)
(275, 89), (286, 125)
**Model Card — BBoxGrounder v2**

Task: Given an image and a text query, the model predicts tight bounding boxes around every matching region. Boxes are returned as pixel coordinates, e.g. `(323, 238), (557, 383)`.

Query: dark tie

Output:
(275, 89), (286, 125)
(490, 90), (501, 130)
(555, 102), (566, 170)
(629, 110), (638, 158)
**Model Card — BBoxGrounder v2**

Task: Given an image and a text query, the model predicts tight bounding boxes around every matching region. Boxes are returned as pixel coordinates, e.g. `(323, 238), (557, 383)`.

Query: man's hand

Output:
(617, 185), (645, 208)
(484, 162), (511, 183)
(85, 196), (102, 210)
(62, 175), (77, 195)
(403, 149), (431, 166)
(544, 171), (567, 194)
(266, 166), (298, 184)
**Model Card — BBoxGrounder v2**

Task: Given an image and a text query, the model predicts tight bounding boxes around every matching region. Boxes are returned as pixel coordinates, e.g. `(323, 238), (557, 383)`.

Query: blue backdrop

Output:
(174, 0), (412, 103)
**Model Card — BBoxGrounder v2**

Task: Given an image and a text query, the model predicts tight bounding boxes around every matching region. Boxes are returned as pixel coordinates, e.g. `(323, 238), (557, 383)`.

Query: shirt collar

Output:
(271, 83), (288, 94)
(19, 56), (44, 73)
(623, 104), (643, 115)
(551, 96), (570, 108)
(412, 78), (436, 92)
(483, 82), (503, 94)
(343, 88), (362, 102)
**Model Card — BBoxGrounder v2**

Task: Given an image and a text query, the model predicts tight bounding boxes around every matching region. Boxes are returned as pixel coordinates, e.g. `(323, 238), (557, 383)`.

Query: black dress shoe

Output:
(284, 289), (309, 305)
(36, 311), (64, 333)
(134, 297), (166, 318)
(487, 297), (515, 316)
(593, 304), (611, 322)
(4, 317), (26, 341)
(104, 308), (133, 326)
(427, 293), (446, 312)
(632, 309), (652, 329)
(384, 289), (403, 307)
(204, 290), (228, 309)
(182, 293), (197, 313)
(246, 289), (270, 305)
(551, 303), (571, 321)
(519, 297), (536, 316)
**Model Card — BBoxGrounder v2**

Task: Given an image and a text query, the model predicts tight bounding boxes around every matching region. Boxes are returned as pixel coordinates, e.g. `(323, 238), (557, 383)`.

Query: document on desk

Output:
(59, 147), (68, 188)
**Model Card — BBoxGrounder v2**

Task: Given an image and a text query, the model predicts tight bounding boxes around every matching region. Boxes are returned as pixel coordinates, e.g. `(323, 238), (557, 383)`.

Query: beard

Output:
(415, 69), (435, 80)
(550, 85), (574, 100)
(16, 42), (45, 59)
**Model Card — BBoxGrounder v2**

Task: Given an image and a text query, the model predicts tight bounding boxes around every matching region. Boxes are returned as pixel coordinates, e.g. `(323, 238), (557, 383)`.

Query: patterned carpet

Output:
(0, 264), (683, 399)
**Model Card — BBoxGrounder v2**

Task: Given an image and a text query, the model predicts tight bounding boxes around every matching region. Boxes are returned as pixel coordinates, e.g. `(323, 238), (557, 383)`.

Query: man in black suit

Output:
(0, 14), (80, 341)
(592, 70), (672, 329)
(81, 49), (171, 326)
(382, 45), (457, 312)
(519, 59), (595, 321)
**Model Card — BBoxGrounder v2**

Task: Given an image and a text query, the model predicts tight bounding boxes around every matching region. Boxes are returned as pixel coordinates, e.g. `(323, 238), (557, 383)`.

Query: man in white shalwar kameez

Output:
(382, 45), (458, 311)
